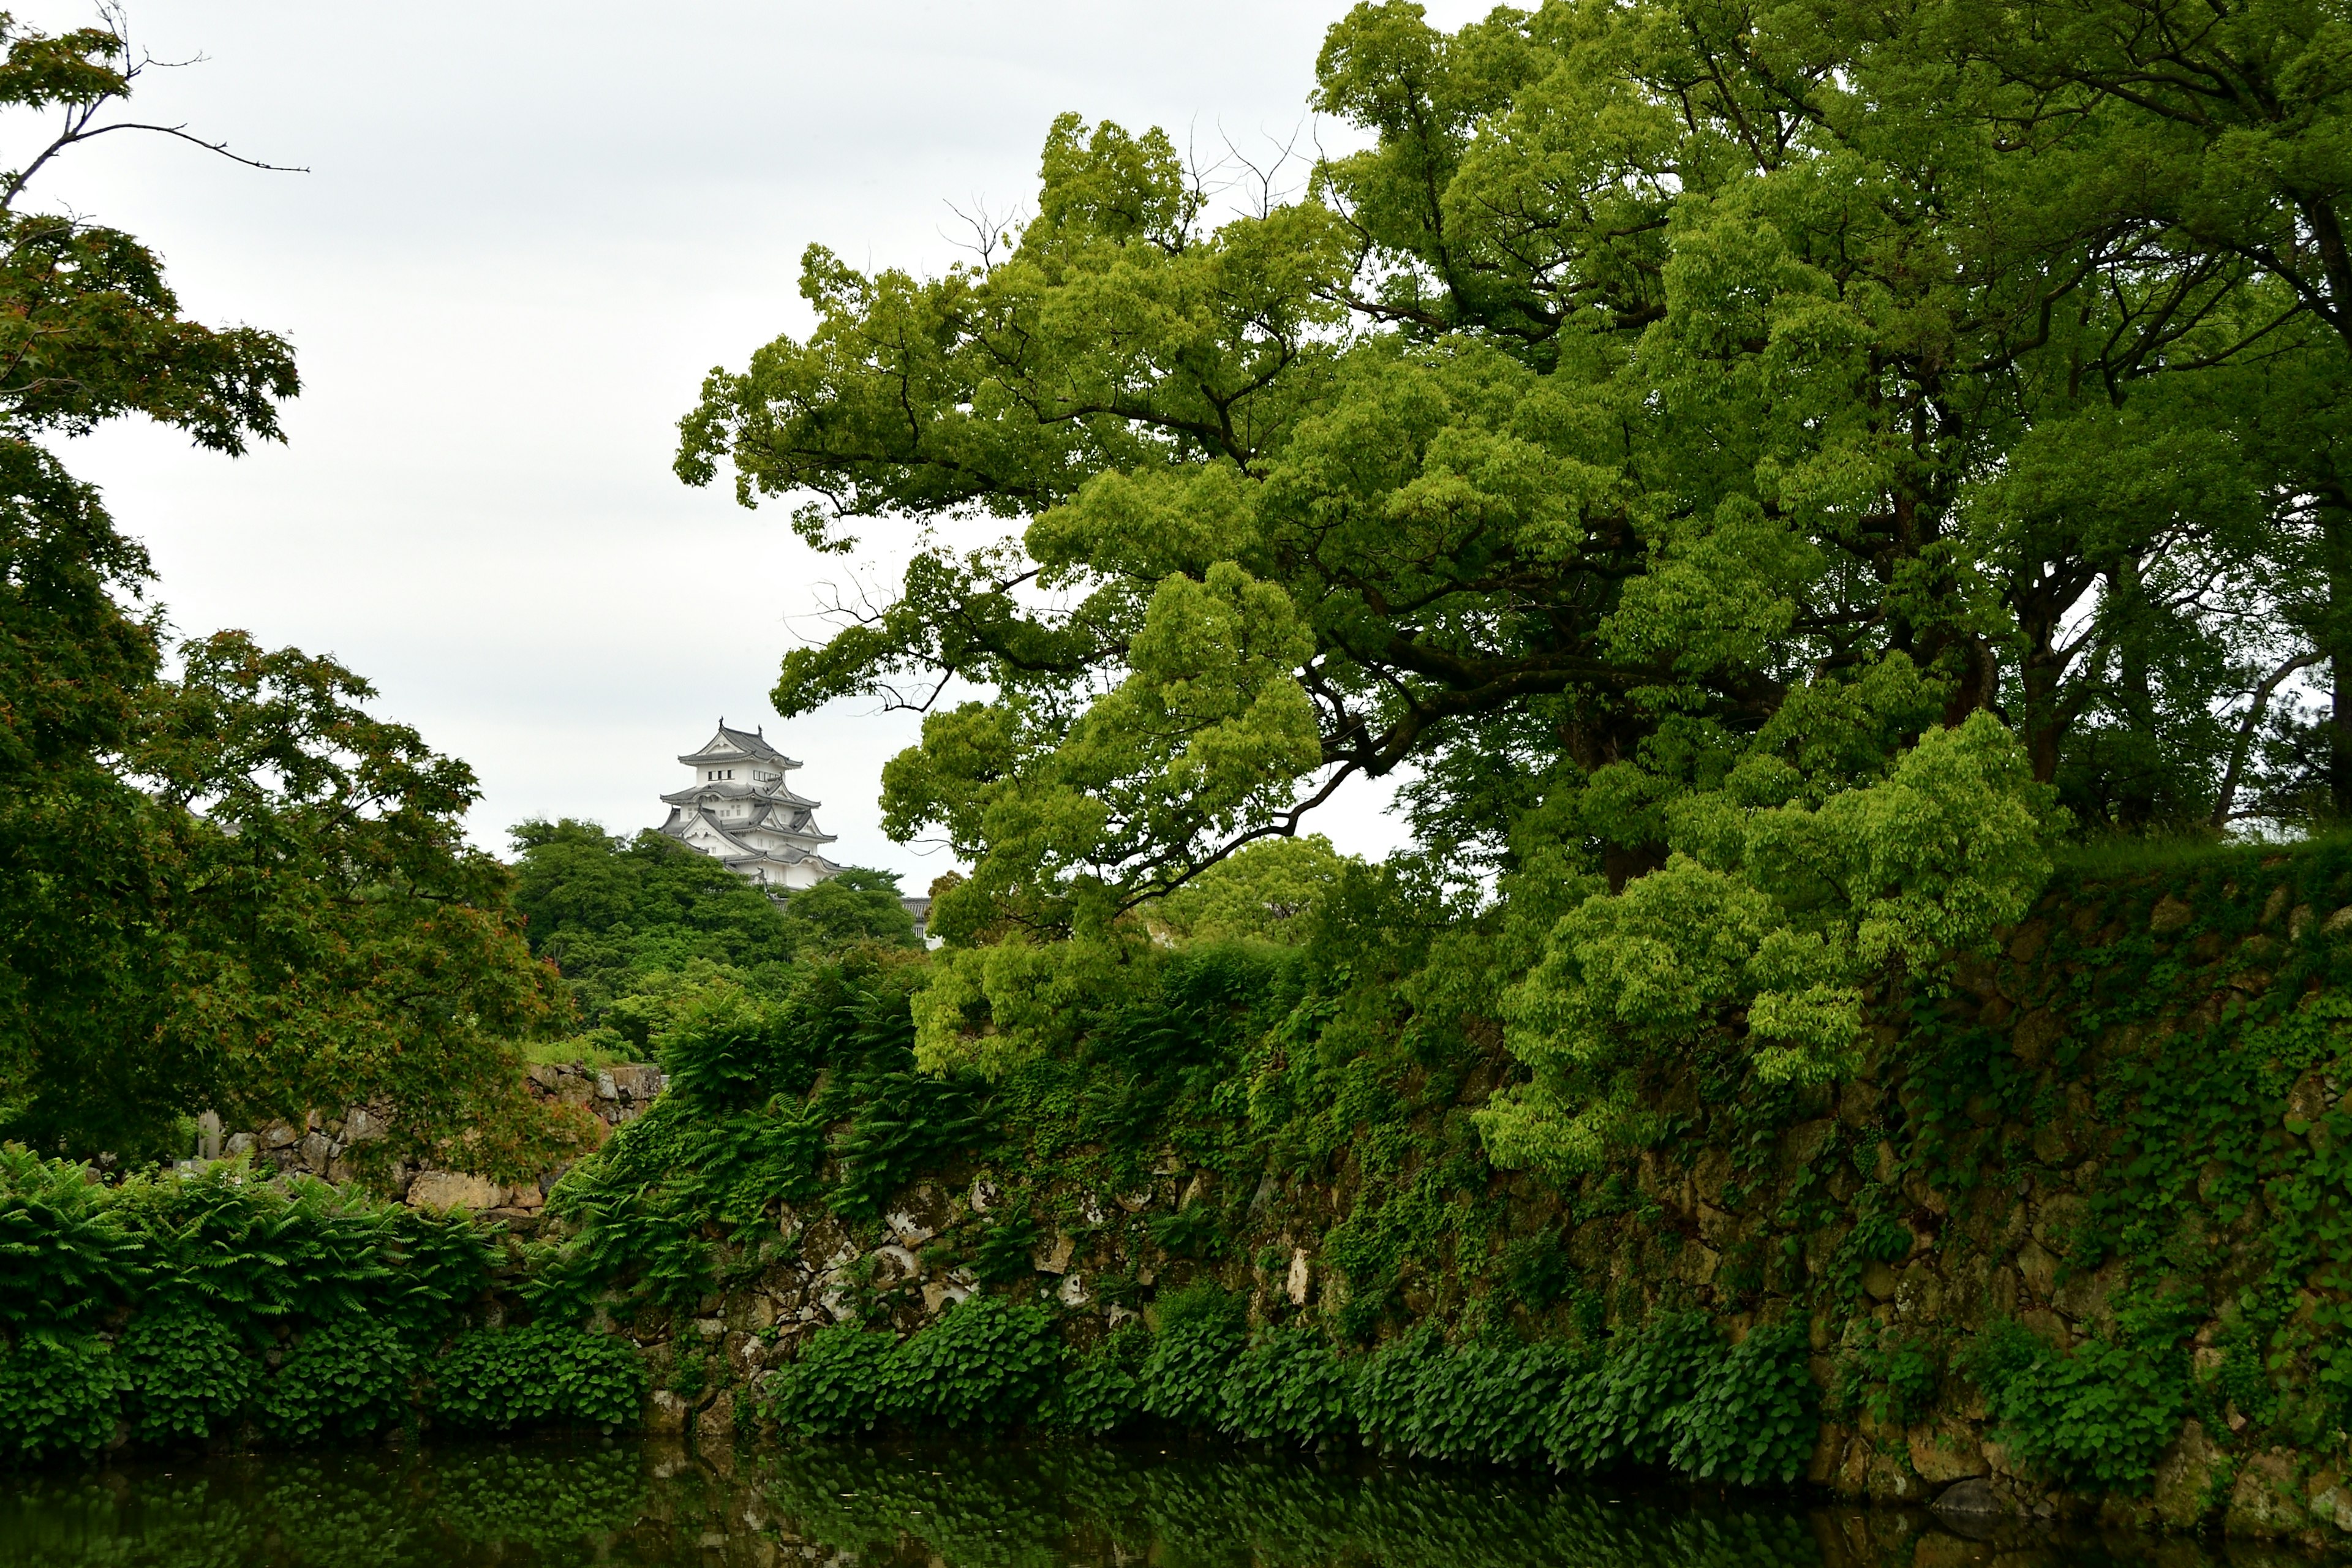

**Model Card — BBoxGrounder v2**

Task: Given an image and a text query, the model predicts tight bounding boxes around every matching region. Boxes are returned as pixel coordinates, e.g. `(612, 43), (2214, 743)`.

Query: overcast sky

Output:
(18, 1), (1485, 886)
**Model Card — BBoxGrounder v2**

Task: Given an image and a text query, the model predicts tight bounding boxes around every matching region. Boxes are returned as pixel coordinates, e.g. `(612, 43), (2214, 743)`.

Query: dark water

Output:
(0, 1436), (2307, 1567)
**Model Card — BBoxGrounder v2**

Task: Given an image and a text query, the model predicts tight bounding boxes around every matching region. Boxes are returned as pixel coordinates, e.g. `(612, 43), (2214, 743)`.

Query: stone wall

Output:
(595, 851), (2352, 1553)
(211, 1059), (666, 1231)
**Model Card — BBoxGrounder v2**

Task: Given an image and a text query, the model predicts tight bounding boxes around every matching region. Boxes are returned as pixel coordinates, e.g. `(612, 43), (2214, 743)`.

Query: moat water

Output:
(0, 1435), (2305, 1567)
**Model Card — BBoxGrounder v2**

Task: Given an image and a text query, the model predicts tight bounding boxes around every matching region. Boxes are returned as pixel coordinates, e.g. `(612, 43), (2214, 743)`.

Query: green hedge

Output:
(0, 1150), (644, 1463)
(758, 1286), (1820, 1487)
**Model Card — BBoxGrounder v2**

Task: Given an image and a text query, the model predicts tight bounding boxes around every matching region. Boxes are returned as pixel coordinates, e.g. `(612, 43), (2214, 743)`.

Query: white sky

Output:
(19, 2), (1485, 886)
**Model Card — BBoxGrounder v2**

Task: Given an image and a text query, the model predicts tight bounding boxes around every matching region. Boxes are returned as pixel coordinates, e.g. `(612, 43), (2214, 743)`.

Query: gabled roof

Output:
(658, 777), (821, 810)
(677, 719), (799, 769)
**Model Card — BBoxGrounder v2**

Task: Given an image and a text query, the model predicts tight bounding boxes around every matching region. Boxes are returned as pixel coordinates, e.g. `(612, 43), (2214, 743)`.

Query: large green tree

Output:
(0, 14), (578, 1172)
(679, 1), (2332, 1164)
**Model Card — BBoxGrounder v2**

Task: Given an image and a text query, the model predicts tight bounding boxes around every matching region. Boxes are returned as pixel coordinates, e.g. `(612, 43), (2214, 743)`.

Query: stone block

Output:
(609, 1064), (664, 1099)
(1285, 1248), (1312, 1306)
(2053, 1260), (2122, 1327)
(298, 1132), (332, 1174)
(870, 1244), (921, 1287)
(2227, 1449), (2309, 1537)
(405, 1170), (504, 1212)
(2150, 894), (2193, 933)
(1807, 1423), (1849, 1485)
(2017, 1240), (2058, 1302)
(1032, 1233), (1075, 1275)
(2154, 1420), (2220, 1532)
(2013, 1009), (2064, 1066)
(2308, 1468), (2352, 1536)
(224, 1132), (256, 1158)
(1907, 1418), (1986, 1483)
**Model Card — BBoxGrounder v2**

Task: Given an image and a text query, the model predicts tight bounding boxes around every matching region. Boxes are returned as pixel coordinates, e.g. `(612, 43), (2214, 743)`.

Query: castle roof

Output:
(658, 778), (821, 811)
(677, 720), (798, 769)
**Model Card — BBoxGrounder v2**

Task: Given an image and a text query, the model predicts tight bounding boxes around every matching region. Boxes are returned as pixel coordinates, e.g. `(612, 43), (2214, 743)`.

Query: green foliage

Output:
(0, 1330), (126, 1461)
(781, 867), (922, 954)
(508, 818), (799, 1035)
(431, 1321), (646, 1430)
(1150, 837), (1356, 947)
(888, 1295), (1060, 1429)
(1218, 1325), (1356, 1446)
(1831, 1327), (1942, 1428)
(1547, 1313), (1720, 1474)
(1668, 1321), (1817, 1487)
(116, 1297), (258, 1444)
(0, 1146), (142, 1325)
(1139, 1284), (1248, 1428)
(1486, 715), (2057, 1173)
(1047, 1321), (1150, 1436)
(1965, 1321), (2187, 1493)
(762, 1322), (899, 1438)
(257, 1313), (417, 1443)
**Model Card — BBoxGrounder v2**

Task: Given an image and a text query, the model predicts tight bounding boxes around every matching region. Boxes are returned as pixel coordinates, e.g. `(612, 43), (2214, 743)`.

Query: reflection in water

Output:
(0, 1436), (2297, 1568)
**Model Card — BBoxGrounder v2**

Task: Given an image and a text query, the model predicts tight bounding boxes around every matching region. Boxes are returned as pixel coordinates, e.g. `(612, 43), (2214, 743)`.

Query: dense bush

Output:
(1139, 1285), (1249, 1430)
(1966, 1321), (2188, 1493)
(748, 1288), (1815, 1492)
(1668, 1321), (1818, 1487)
(117, 1297), (260, 1444)
(1049, 1321), (1150, 1436)
(0, 1152), (643, 1460)
(432, 1321), (647, 1430)
(764, 1324), (902, 1438)
(0, 1332), (127, 1461)
(889, 1295), (1060, 1430)
(1217, 1325), (1355, 1446)
(257, 1314), (418, 1443)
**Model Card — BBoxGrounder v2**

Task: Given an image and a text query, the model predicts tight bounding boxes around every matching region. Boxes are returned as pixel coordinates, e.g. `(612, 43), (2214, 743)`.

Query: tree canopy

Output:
(0, 13), (579, 1173)
(680, 0), (2350, 1170)
(509, 820), (920, 1051)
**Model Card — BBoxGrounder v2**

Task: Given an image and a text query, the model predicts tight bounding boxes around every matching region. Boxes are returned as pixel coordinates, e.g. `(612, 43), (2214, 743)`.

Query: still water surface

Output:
(0, 1436), (2293, 1567)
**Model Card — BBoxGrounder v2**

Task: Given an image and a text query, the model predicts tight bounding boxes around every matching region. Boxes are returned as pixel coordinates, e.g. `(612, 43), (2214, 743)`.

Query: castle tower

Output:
(656, 720), (842, 889)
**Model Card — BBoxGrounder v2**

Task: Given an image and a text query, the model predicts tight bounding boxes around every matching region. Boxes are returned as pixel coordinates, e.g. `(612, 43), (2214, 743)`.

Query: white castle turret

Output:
(656, 720), (842, 889)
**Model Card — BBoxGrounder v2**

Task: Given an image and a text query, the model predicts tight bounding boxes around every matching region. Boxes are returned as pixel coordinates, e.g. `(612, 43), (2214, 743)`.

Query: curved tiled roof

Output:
(677, 718), (799, 769)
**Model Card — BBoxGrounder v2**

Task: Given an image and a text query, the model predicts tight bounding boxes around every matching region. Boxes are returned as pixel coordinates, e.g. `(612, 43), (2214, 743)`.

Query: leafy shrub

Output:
(1354, 1328), (1583, 1464)
(1965, 1321), (2185, 1492)
(891, 1295), (1061, 1429)
(0, 1330), (128, 1461)
(1668, 1319), (1817, 1485)
(1547, 1312), (1717, 1473)
(1218, 1325), (1357, 1445)
(1141, 1284), (1246, 1428)
(1353, 1325), (1447, 1455)
(969, 1212), (1041, 1284)
(1049, 1321), (1150, 1435)
(0, 1150), (143, 1328)
(764, 1323), (899, 1437)
(258, 1314), (417, 1442)
(1830, 1326), (1940, 1426)
(433, 1322), (647, 1430)
(118, 1297), (258, 1443)
(1430, 1341), (1585, 1465)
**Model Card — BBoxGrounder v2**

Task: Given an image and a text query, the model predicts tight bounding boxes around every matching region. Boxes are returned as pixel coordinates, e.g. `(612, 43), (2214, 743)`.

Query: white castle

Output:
(657, 721), (843, 889)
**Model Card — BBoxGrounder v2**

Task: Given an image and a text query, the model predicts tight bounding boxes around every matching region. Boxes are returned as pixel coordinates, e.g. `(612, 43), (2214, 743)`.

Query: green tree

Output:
(510, 819), (799, 1025)
(0, 14), (578, 1171)
(781, 867), (922, 955)
(677, 1), (2335, 1158)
